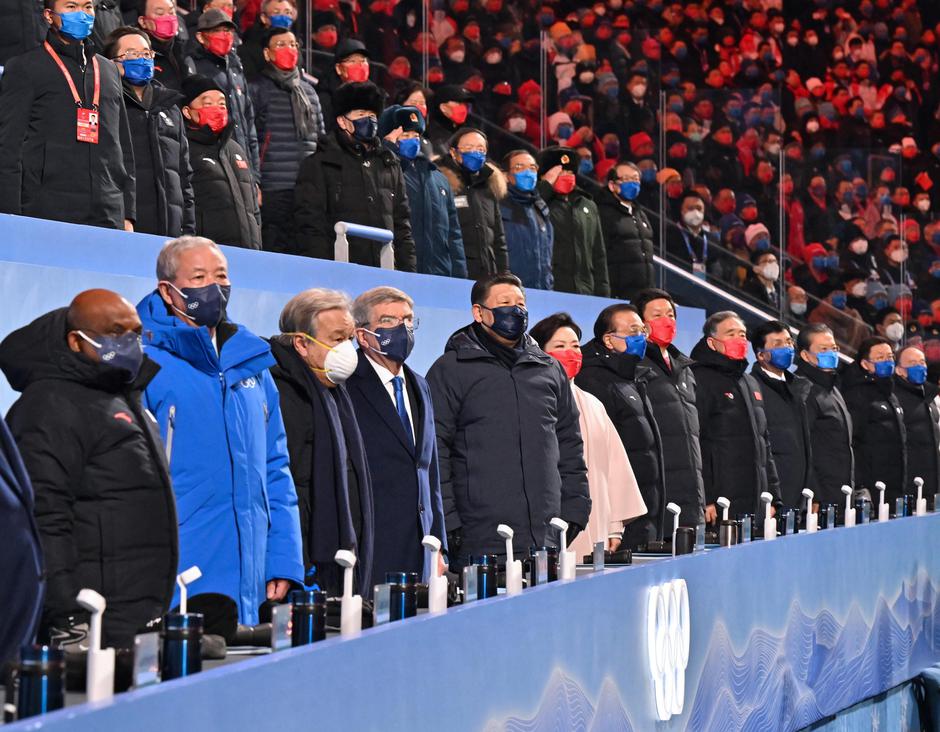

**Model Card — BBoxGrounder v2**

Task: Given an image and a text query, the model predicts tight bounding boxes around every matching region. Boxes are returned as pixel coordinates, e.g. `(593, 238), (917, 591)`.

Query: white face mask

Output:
(885, 322), (904, 342)
(449, 51), (466, 63)
(849, 239), (869, 255)
(579, 71), (595, 84)
(485, 52), (501, 64)
(917, 199), (931, 212)
(766, 143), (781, 156)
(631, 83), (647, 99)
(321, 339), (359, 384)
(889, 249), (908, 264)
(850, 281), (868, 297)
(806, 120), (820, 133)
(790, 301), (807, 315)
(683, 209), (704, 227)
(761, 262), (780, 281)
(507, 117), (526, 133)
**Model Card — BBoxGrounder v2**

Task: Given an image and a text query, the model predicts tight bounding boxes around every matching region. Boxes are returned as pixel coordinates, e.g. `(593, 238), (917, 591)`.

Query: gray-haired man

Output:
(346, 287), (447, 583)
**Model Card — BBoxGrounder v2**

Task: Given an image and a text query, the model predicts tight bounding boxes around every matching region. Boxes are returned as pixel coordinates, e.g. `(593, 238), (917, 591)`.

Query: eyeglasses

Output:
(375, 315), (419, 329)
(458, 146), (487, 154)
(510, 163), (537, 172)
(115, 50), (156, 60)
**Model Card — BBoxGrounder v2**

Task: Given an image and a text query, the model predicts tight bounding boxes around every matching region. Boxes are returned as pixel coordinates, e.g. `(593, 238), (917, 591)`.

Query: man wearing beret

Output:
(380, 104), (467, 278)
(538, 146), (610, 297)
(294, 81), (417, 271)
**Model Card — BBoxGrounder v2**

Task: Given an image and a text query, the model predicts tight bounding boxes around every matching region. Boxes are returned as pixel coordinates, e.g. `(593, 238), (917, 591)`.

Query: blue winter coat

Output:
(390, 143), (467, 278)
(137, 292), (303, 625)
(500, 184), (554, 290)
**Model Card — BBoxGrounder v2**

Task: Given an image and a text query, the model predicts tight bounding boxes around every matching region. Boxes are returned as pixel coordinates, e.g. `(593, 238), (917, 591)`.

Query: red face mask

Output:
(464, 77), (484, 93)
(389, 61), (411, 78)
(315, 29), (338, 48)
(741, 206), (757, 222)
(716, 336), (748, 360)
(428, 68), (444, 84)
(666, 181), (683, 199)
(452, 0), (469, 11)
(647, 316), (676, 347)
(548, 349), (583, 379)
(204, 32), (234, 57)
(447, 102), (469, 124)
(918, 313), (933, 328)
(716, 198), (735, 215)
(553, 172), (576, 194)
(147, 14), (179, 40)
(271, 46), (298, 71)
(485, 0), (502, 11)
(464, 26), (480, 41)
(493, 82), (512, 96)
(195, 105), (228, 133)
(344, 62), (369, 82)
(219, 5), (234, 17)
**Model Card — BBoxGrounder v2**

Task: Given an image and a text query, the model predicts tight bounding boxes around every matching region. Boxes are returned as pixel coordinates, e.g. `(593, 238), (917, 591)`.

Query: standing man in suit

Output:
(347, 287), (447, 582)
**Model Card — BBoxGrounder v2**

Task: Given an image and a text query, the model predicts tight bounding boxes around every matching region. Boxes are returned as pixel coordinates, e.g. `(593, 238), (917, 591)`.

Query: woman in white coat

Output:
(530, 312), (647, 560)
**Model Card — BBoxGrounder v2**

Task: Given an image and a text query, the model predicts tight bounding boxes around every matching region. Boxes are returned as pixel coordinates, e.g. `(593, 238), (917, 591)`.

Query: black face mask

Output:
(167, 283), (231, 328)
(348, 115), (378, 141)
(366, 323), (415, 363)
(482, 305), (528, 341)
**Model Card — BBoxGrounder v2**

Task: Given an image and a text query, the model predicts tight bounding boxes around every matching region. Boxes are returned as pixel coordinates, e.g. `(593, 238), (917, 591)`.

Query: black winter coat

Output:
(249, 72), (324, 192)
(795, 359), (855, 505)
(90, 0), (123, 52)
(575, 341), (666, 538)
(750, 365), (813, 508)
(596, 189), (655, 300)
(0, 31), (136, 228)
(426, 324), (590, 562)
(643, 346), (706, 526)
(187, 44), (261, 183)
(690, 340), (781, 514)
(437, 157), (510, 279)
(0, 0), (44, 64)
(186, 121), (261, 249)
(841, 364), (906, 502)
(894, 377), (940, 498)
(123, 80), (195, 237)
(149, 35), (193, 92)
(294, 130), (416, 269)
(0, 309), (177, 649)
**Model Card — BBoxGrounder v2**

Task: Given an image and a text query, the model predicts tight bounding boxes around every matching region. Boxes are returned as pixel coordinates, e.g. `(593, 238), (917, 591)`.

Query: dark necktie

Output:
(392, 375), (413, 443)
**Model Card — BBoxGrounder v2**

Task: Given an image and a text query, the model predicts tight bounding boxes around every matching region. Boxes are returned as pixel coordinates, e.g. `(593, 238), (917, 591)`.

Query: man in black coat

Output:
(575, 303), (665, 545)
(269, 288), (375, 596)
(841, 336), (907, 504)
(0, 0), (136, 231)
(597, 161), (655, 301)
(0, 0), (45, 64)
(105, 26), (194, 237)
(795, 324), (855, 506)
(426, 273), (590, 566)
(749, 320), (813, 508)
(182, 74), (261, 248)
(691, 311), (782, 522)
(634, 288), (706, 528)
(894, 345), (940, 497)
(135, 0), (194, 92)
(425, 84), (473, 157)
(0, 289), (178, 649)
(347, 287), (448, 582)
(437, 127), (509, 280)
(294, 81), (417, 271)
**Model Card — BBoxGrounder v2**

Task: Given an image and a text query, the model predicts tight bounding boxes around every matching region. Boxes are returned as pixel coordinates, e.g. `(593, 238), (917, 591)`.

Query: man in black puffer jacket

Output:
(597, 161), (655, 301)
(575, 303), (665, 545)
(634, 289), (706, 528)
(294, 81), (416, 270)
(106, 26), (195, 237)
(894, 345), (940, 498)
(182, 74), (261, 248)
(691, 311), (781, 522)
(0, 290), (178, 650)
(249, 26), (324, 252)
(0, 0), (44, 64)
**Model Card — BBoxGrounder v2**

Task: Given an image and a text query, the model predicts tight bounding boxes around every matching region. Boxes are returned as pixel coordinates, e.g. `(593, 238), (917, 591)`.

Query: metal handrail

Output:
(334, 222), (395, 270)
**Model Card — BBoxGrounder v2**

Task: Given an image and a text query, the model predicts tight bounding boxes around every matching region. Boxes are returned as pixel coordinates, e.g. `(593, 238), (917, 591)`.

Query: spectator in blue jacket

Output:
(379, 104), (467, 278)
(500, 149), (554, 290)
(248, 26), (324, 252)
(137, 236), (303, 625)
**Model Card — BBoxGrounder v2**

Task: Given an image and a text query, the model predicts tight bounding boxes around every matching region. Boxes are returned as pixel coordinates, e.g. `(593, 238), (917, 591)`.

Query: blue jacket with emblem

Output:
(137, 291), (303, 625)
(500, 184), (554, 290)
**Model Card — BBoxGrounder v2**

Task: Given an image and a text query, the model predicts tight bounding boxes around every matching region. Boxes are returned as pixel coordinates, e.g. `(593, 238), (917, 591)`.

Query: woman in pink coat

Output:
(531, 312), (647, 560)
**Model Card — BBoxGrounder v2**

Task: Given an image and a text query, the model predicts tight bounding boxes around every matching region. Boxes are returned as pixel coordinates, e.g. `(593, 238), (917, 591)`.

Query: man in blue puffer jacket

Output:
(137, 236), (303, 625)
(379, 104), (467, 278)
(499, 149), (554, 290)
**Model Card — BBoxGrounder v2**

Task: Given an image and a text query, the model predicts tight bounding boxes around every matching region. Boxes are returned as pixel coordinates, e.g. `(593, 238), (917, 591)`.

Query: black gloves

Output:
(447, 527), (463, 556)
(565, 522), (583, 546)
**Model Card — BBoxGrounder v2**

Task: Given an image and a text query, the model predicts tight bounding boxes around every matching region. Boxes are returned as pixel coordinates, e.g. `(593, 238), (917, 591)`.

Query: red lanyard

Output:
(44, 41), (99, 109)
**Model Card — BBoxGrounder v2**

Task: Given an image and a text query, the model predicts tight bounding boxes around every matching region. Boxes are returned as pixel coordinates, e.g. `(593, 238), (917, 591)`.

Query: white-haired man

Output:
(137, 236), (303, 625)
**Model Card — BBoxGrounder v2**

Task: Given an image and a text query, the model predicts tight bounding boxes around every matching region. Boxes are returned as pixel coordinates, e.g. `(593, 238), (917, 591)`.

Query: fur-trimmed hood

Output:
(436, 155), (508, 200)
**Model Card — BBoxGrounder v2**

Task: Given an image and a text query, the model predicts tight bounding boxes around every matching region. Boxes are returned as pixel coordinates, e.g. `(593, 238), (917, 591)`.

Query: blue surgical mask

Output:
(482, 304), (528, 341)
(578, 158), (594, 176)
(831, 293), (847, 309)
(167, 282), (231, 328)
(77, 330), (144, 383)
(460, 150), (486, 173)
(906, 364), (928, 385)
(620, 333), (647, 358)
(872, 296), (888, 311)
(122, 57), (154, 86)
(556, 124), (573, 140)
(754, 238), (770, 251)
(619, 181), (640, 200)
(640, 167), (656, 184)
(764, 346), (794, 370)
(827, 254), (840, 269)
(815, 350), (839, 370)
(269, 14), (293, 28)
(56, 10), (95, 40)
(873, 359), (895, 378)
(513, 169), (537, 192)
(398, 137), (421, 160)
(367, 323), (415, 363)
(349, 115), (378, 142)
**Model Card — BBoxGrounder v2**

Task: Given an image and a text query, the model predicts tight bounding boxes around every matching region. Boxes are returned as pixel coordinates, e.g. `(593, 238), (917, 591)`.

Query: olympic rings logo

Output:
(646, 579), (691, 721)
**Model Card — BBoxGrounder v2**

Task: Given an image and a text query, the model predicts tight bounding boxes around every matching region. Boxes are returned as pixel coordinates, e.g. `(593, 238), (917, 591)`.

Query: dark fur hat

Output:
(333, 81), (385, 118)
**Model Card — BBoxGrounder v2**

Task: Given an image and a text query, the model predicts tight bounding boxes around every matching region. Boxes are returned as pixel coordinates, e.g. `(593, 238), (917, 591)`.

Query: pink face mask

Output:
(147, 14), (179, 40)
